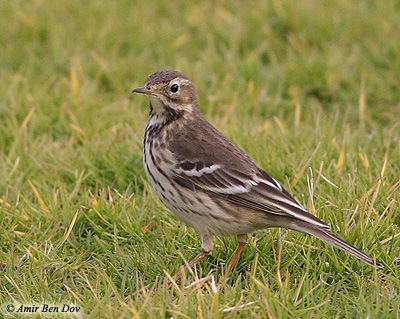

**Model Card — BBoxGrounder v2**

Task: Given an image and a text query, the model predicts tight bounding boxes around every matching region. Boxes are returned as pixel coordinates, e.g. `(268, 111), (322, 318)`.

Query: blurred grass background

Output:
(0, 0), (399, 318)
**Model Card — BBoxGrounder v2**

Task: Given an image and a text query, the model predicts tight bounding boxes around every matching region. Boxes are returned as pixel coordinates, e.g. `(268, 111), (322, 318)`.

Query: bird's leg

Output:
(170, 250), (210, 285)
(168, 235), (213, 287)
(227, 234), (248, 275)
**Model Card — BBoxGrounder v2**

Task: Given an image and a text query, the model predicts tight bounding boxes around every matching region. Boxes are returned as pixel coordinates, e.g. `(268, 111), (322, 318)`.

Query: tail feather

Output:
(291, 222), (384, 268)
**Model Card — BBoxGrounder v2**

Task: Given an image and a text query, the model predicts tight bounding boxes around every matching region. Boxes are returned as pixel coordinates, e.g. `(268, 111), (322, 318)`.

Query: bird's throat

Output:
(148, 98), (184, 126)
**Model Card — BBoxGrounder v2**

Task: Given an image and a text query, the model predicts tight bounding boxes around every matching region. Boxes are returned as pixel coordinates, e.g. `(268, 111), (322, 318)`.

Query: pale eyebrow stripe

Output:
(170, 78), (191, 86)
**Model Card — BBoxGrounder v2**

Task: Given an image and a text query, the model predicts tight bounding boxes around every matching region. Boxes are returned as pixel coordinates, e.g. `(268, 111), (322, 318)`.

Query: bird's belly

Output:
(154, 182), (252, 237)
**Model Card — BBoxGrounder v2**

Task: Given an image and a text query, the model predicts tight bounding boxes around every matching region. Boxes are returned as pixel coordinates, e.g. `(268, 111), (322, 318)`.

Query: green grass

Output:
(1, 0), (400, 318)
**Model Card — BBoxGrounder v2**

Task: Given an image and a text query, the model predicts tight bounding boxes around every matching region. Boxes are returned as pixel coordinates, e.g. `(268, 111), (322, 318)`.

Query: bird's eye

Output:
(170, 84), (179, 93)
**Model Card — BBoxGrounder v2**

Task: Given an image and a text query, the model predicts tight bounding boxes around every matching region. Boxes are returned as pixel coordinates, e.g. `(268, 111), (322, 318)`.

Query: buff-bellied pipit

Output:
(133, 70), (383, 280)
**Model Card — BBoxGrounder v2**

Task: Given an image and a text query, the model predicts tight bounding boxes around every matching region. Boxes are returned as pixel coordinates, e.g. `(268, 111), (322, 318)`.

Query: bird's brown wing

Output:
(172, 159), (330, 230)
(168, 116), (329, 229)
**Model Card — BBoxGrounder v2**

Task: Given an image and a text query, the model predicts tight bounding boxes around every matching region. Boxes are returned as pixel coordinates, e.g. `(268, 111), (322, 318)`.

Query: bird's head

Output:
(133, 70), (199, 119)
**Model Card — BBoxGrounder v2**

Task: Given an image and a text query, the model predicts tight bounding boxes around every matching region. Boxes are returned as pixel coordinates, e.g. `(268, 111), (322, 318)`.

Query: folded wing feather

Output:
(173, 161), (330, 230)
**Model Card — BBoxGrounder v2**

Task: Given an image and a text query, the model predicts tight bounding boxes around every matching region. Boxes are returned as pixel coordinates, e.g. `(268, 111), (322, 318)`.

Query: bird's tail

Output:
(290, 221), (384, 268)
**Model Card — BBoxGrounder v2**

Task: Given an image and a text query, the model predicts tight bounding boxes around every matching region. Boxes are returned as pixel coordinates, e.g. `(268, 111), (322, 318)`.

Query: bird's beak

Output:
(132, 87), (158, 95)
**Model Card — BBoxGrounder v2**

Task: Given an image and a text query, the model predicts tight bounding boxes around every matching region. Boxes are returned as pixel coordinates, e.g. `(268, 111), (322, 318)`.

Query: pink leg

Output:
(168, 235), (213, 287)
(227, 234), (248, 275)
(169, 250), (211, 286)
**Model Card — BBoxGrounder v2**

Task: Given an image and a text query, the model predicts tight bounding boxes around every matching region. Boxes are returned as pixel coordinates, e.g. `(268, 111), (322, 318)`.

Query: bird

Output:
(132, 70), (383, 280)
